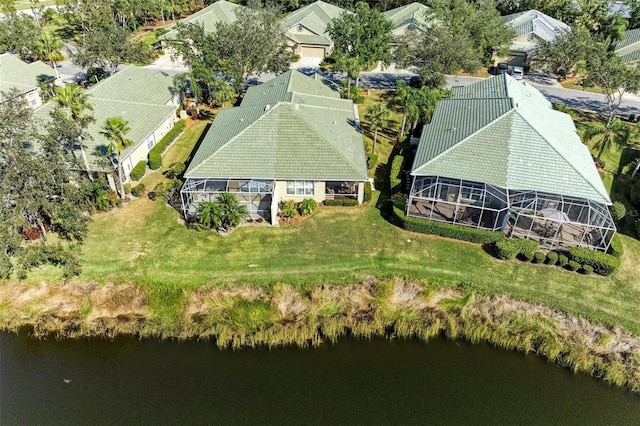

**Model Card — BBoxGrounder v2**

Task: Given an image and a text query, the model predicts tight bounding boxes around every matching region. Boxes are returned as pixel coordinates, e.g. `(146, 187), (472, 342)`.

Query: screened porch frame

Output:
(407, 175), (616, 252)
(181, 178), (275, 220)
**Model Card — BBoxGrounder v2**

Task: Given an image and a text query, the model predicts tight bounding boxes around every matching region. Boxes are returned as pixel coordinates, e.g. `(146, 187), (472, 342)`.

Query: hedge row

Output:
(148, 120), (186, 170)
(568, 247), (620, 276)
(363, 181), (372, 203)
(325, 199), (358, 207)
(608, 233), (624, 258)
(389, 154), (404, 192)
(129, 161), (146, 181)
(392, 206), (504, 244)
(494, 238), (539, 260)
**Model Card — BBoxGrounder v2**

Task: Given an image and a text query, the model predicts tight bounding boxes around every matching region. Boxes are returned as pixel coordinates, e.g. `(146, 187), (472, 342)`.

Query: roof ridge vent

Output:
(265, 104), (271, 111)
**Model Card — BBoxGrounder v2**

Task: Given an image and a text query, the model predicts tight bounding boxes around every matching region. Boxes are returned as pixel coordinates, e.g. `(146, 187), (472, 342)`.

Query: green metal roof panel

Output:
(88, 65), (175, 106)
(614, 29), (640, 63)
(501, 9), (569, 42)
(0, 53), (55, 97)
(412, 74), (611, 204)
(159, 0), (243, 40)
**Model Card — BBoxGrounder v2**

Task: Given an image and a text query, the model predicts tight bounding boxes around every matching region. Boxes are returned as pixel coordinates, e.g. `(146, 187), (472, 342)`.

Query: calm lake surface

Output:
(1, 331), (639, 425)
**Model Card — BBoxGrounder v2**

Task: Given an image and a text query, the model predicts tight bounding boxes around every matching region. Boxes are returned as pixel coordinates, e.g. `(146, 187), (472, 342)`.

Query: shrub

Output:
(611, 201), (626, 221)
(148, 191), (157, 201)
(291, 53), (301, 62)
(325, 199), (358, 206)
(131, 183), (146, 197)
(124, 183), (132, 194)
(546, 251), (559, 265)
(581, 264), (594, 275)
(366, 153), (378, 169)
(568, 247), (620, 276)
(631, 184), (640, 206)
(521, 251), (535, 262)
(363, 181), (372, 203)
(129, 161), (146, 181)
(148, 120), (186, 170)
(629, 113), (637, 122)
(390, 154), (404, 192)
(392, 206), (504, 244)
(533, 251), (546, 263)
(165, 162), (186, 179)
(494, 238), (539, 260)
(299, 198), (318, 216)
(608, 233), (624, 258)
(567, 260), (581, 271)
(558, 254), (569, 267)
(280, 199), (297, 221)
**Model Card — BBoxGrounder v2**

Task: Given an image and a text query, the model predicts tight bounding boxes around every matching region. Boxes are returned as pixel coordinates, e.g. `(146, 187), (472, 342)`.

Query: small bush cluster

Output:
(131, 183), (146, 197)
(123, 183), (132, 195)
(367, 153), (378, 169)
(280, 200), (297, 221)
(608, 234), (624, 258)
(533, 251), (546, 263)
(545, 251), (558, 265)
(325, 199), (359, 207)
(611, 201), (626, 221)
(581, 265), (594, 275)
(568, 247), (620, 276)
(148, 120), (186, 170)
(363, 181), (372, 203)
(521, 251), (535, 262)
(389, 154), (404, 192)
(567, 260), (581, 271)
(129, 161), (147, 181)
(279, 198), (319, 221)
(299, 198), (318, 215)
(558, 254), (569, 267)
(494, 238), (539, 260)
(391, 206), (504, 244)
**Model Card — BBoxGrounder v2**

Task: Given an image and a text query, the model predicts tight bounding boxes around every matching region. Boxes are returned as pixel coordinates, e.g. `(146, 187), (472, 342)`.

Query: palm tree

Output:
(100, 116), (133, 199)
(216, 192), (249, 231)
(365, 103), (391, 154)
(213, 79), (236, 108)
(388, 80), (414, 137)
(335, 56), (362, 98)
(36, 30), (64, 81)
(52, 85), (94, 181)
(198, 201), (223, 229)
(582, 118), (631, 161)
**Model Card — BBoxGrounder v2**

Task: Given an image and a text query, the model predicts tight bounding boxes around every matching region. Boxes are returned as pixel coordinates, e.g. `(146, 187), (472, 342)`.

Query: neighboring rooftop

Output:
(35, 66), (176, 169)
(0, 53), (55, 99)
(282, 1), (347, 46)
(382, 2), (432, 34)
(185, 70), (366, 181)
(614, 28), (640, 64)
(412, 74), (611, 205)
(159, 0), (244, 41)
(502, 9), (569, 52)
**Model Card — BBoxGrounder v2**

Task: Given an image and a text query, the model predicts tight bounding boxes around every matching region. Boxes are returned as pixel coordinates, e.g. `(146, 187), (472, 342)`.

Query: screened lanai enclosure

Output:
(407, 176), (616, 252)
(181, 178), (275, 222)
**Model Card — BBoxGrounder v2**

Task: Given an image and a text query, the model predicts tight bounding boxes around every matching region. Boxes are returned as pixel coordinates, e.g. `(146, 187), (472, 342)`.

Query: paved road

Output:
(59, 50), (640, 116)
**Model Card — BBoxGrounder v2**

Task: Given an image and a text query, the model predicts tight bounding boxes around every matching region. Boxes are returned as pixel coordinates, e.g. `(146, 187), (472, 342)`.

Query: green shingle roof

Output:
(614, 28), (640, 64)
(159, 0), (243, 41)
(241, 70), (340, 107)
(34, 66), (176, 169)
(185, 71), (366, 181)
(382, 2), (432, 33)
(0, 53), (55, 98)
(282, 1), (347, 45)
(412, 74), (611, 205)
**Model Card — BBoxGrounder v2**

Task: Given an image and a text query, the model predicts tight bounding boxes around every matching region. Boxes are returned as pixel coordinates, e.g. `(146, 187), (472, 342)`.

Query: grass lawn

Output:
(14, 0), (56, 9)
(560, 78), (604, 94)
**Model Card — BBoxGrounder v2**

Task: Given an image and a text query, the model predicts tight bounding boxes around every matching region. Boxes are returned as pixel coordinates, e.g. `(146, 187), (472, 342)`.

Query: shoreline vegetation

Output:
(2, 278), (640, 394)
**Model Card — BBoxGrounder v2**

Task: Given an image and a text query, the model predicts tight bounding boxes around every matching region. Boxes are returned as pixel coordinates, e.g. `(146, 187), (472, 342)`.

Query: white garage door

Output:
(301, 46), (325, 58)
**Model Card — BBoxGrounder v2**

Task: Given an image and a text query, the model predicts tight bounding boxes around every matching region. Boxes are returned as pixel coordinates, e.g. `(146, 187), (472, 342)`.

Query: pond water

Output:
(1, 332), (639, 425)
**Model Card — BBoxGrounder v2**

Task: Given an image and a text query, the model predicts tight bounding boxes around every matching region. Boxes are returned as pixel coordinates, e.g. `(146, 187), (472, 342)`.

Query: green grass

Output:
(22, 96), (640, 337)
(14, 0), (56, 10)
(560, 78), (605, 94)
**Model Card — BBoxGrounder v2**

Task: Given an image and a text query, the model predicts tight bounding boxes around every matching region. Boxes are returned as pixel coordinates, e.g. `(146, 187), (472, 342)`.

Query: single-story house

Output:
(158, 0), (244, 45)
(36, 65), (179, 182)
(281, 0), (347, 58)
(407, 73), (615, 252)
(0, 53), (56, 109)
(181, 70), (368, 224)
(613, 28), (640, 64)
(501, 9), (570, 66)
(382, 2), (432, 41)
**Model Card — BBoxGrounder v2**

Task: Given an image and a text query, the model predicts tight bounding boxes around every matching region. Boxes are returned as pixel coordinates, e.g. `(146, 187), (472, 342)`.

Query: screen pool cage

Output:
(181, 178), (275, 221)
(407, 175), (616, 252)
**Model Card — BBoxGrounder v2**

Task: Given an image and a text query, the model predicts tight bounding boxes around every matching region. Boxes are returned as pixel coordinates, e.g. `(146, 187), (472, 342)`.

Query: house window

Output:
(461, 184), (483, 202)
(297, 24), (304, 32)
(286, 181), (314, 196)
(28, 91), (38, 106)
(147, 138), (155, 150)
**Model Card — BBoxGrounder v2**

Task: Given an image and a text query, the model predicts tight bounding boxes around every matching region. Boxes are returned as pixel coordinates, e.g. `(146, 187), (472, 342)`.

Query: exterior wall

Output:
(24, 89), (42, 109)
(120, 113), (175, 182)
(275, 180), (326, 203)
